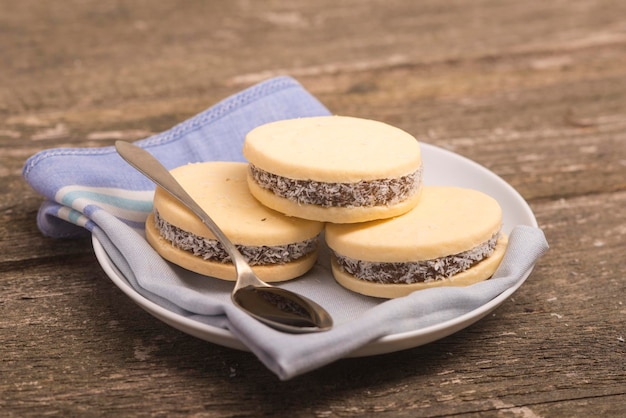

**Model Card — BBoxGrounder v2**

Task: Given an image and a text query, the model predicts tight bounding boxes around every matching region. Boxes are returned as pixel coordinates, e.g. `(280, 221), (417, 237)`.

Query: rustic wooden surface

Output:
(1, 0), (625, 416)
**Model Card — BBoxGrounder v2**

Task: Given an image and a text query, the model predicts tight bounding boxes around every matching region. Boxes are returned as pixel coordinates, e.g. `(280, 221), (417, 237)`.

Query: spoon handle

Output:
(115, 141), (333, 333)
(114, 141), (252, 277)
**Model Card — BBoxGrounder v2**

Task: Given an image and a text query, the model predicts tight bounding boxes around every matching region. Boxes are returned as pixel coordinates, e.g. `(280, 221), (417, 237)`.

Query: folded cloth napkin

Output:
(23, 76), (548, 380)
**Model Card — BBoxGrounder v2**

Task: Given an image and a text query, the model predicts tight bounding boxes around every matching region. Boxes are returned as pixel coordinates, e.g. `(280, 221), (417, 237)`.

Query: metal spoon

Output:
(115, 141), (333, 333)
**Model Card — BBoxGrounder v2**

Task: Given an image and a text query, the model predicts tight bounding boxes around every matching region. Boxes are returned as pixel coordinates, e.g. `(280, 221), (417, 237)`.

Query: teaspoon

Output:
(115, 141), (333, 333)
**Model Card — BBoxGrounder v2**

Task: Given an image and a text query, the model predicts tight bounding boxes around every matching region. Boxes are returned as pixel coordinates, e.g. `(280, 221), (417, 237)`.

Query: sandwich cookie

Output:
(243, 116), (423, 223)
(145, 162), (324, 282)
(325, 186), (508, 298)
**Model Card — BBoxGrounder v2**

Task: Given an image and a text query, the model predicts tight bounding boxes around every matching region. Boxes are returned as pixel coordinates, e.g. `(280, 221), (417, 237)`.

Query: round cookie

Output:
(325, 186), (508, 298)
(243, 116), (423, 223)
(146, 161), (324, 282)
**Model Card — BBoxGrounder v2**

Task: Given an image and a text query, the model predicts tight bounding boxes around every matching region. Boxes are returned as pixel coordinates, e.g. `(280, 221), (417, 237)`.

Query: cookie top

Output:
(152, 162), (324, 246)
(325, 186), (502, 262)
(242, 116), (421, 182)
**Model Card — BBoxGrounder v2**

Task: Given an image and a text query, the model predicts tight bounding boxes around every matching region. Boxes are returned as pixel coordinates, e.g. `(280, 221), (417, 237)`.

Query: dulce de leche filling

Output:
(333, 233), (500, 284)
(153, 210), (319, 265)
(249, 164), (423, 208)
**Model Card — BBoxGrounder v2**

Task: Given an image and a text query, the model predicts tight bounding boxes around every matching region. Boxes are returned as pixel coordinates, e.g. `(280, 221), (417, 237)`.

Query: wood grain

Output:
(1, 0), (625, 416)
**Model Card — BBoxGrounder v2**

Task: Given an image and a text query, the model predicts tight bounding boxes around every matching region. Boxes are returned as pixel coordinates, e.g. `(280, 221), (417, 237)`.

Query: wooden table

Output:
(2, 1), (625, 416)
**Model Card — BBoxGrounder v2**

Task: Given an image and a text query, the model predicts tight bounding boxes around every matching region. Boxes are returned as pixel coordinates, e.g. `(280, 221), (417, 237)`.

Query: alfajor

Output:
(325, 186), (508, 298)
(145, 162), (324, 282)
(243, 116), (423, 223)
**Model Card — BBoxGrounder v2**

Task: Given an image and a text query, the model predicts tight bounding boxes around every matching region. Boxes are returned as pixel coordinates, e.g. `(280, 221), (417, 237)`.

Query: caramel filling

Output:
(333, 233), (500, 284)
(154, 210), (318, 265)
(249, 164), (422, 207)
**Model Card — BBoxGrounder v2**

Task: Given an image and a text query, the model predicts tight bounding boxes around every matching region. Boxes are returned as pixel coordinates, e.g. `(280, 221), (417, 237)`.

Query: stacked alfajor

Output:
(243, 115), (507, 298)
(146, 162), (323, 282)
(146, 115), (507, 297)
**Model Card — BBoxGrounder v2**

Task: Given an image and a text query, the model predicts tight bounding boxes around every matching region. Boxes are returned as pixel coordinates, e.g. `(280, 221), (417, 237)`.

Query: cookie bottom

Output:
(247, 178), (422, 224)
(331, 234), (508, 298)
(145, 214), (319, 282)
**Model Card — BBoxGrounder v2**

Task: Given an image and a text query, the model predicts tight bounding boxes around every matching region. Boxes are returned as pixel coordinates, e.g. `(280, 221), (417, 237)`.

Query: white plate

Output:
(93, 143), (538, 357)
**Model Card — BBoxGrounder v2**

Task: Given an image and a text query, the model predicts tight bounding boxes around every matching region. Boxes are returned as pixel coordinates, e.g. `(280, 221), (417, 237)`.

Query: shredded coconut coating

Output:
(333, 233), (500, 284)
(154, 210), (318, 265)
(249, 165), (423, 208)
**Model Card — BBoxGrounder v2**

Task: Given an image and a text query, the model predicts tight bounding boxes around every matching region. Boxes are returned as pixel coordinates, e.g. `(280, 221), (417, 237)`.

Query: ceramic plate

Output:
(93, 142), (538, 357)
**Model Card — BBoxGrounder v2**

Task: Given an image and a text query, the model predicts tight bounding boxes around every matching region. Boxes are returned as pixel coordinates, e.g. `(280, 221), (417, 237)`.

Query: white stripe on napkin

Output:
(57, 206), (91, 228)
(56, 186), (154, 224)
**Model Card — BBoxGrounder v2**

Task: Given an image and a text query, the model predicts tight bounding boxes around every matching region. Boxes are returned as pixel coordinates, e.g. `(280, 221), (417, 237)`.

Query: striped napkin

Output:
(23, 76), (548, 380)
(24, 77), (329, 238)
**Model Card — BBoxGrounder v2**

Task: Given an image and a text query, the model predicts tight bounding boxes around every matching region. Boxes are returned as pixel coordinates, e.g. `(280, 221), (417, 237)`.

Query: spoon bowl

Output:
(115, 141), (333, 333)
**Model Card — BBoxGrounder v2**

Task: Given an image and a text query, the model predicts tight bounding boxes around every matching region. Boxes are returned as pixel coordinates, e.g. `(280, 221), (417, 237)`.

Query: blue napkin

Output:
(23, 76), (548, 380)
